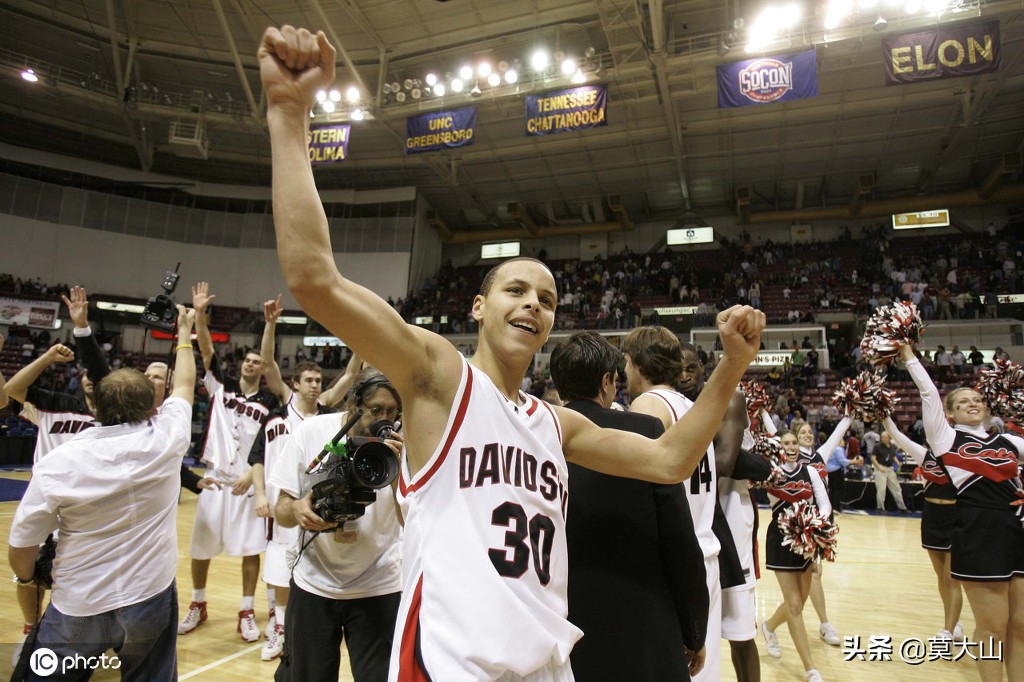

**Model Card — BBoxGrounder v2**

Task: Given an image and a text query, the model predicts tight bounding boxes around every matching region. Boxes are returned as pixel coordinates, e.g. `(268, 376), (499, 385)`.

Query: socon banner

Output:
(406, 107), (477, 154)
(883, 20), (1000, 85)
(308, 124), (351, 164)
(717, 50), (818, 108)
(525, 85), (607, 136)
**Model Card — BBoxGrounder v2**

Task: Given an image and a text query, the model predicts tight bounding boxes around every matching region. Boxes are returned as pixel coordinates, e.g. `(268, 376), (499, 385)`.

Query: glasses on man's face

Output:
(365, 405), (399, 419)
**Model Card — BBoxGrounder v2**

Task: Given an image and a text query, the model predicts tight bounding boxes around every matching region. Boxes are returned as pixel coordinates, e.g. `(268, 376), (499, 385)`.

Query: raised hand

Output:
(61, 286), (89, 328)
(44, 344), (75, 365)
(258, 26), (337, 115)
(176, 305), (197, 335)
(191, 281), (216, 314)
(716, 305), (765, 365)
(264, 294), (284, 324)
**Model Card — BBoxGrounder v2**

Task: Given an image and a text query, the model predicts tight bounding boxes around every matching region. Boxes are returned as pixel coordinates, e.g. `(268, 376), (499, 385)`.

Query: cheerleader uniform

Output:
(798, 416), (852, 482)
(765, 462), (833, 572)
(906, 358), (1024, 581)
(883, 417), (958, 551)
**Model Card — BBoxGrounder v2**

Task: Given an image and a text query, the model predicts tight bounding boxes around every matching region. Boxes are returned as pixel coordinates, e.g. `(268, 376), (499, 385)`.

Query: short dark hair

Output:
(479, 257), (554, 296)
(550, 331), (621, 402)
(94, 369), (155, 426)
(621, 326), (682, 387)
(291, 361), (322, 383)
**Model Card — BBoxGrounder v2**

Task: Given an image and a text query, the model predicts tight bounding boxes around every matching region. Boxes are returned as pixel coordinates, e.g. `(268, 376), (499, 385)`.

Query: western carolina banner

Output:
(307, 124), (351, 164)
(0, 297), (59, 329)
(405, 107), (476, 154)
(883, 20), (1000, 85)
(717, 50), (818, 108)
(525, 85), (607, 136)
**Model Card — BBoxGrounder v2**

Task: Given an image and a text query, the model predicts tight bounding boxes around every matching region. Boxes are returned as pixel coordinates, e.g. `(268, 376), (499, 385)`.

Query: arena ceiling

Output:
(1, 0), (1022, 238)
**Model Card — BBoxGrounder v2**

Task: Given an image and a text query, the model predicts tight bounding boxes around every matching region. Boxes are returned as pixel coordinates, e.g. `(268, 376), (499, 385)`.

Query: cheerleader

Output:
(900, 344), (1024, 682)
(760, 430), (831, 682)
(881, 416), (965, 641)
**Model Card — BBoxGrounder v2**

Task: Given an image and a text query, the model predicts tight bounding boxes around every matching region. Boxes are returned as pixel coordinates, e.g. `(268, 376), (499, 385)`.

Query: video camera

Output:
(308, 417), (400, 524)
(139, 263), (182, 333)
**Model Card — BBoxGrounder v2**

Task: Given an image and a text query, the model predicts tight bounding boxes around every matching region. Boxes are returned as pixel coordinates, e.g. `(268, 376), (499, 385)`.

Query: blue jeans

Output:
(27, 581), (177, 682)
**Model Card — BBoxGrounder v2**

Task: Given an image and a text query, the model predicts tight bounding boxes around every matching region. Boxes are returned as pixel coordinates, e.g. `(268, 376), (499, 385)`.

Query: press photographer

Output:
(269, 369), (403, 682)
(8, 304), (197, 682)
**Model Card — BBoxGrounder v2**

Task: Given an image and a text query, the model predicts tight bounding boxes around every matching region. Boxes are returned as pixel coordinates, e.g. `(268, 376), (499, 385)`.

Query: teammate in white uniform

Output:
(260, 24), (765, 681)
(178, 282), (284, 641)
(623, 327), (720, 681)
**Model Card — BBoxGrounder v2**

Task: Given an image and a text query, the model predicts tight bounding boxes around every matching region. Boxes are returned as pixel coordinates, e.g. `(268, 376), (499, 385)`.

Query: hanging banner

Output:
(883, 20), (1000, 85)
(0, 297), (60, 329)
(307, 124), (351, 164)
(717, 50), (818, 108)
(405, 107), (477, 154)
(525, 85), (607, 136)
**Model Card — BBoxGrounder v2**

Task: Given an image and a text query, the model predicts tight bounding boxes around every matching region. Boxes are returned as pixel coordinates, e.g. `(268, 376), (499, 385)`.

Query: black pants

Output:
(828, 469), (846, 511)
(274, 581), (401, 682)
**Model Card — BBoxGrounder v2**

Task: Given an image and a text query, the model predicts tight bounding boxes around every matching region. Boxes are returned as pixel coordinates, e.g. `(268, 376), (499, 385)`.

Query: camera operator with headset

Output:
(269, 368), (404, 682)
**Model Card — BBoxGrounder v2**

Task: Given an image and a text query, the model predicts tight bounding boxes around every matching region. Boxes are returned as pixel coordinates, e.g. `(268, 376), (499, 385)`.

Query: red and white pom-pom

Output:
(976, 358), (1024, 420)
(831, 370), (900, 422)
(749, 432), (786, 489)
(778, 501), (839, 562)
(859, 301), (924, 366)
(741, 381), (771, 427)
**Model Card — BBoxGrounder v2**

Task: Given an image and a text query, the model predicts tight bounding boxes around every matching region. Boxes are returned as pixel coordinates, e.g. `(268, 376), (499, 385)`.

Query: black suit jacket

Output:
(563, 399), (709, 681)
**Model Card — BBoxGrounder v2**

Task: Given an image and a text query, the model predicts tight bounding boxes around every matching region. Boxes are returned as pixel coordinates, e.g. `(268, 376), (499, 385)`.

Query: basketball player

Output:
(260, 25), (764, 680)
(622, 327), (724, 682)
(178, 282), (283, 642)
(677, 344), (771, 682)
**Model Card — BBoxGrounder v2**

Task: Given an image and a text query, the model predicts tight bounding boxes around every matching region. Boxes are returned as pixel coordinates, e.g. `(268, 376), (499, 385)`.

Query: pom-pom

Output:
(831, 370), (900, 422)
(975, 358), (1024, 420)
(749, 432), (787, 489)
(740, 381), (771, 427)
(859, 301), (924, 366)
(778, 500), (839, 562)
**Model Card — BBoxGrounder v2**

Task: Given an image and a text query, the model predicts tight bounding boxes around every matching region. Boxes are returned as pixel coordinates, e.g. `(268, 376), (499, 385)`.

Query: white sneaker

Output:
(261, 623), (285, 661)
(819, 622), (841, 646)
(264, 608), (276, 640)
(178, 601), (208, 635)
(238, 609), (260, 642)
(936, 629), (953, 640)
(762, 621), (782, 658)
(805, 669), (824, 682)
(953, 622), (966, 642)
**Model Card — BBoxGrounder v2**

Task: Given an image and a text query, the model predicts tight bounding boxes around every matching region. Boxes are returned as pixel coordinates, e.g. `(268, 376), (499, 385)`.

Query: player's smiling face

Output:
(473, 260), (556, 356)
(946, 389), (987, 427)
(241, 352), (264, 378)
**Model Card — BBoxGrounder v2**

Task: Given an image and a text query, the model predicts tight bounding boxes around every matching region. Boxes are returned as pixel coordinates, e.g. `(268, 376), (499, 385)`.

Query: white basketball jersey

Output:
(644, 388), (720, 561)
(718, 428), (757, 588)
(261, 401), (313, 547)
(201, 369), (275, 480)
(389, 359), (582, 681)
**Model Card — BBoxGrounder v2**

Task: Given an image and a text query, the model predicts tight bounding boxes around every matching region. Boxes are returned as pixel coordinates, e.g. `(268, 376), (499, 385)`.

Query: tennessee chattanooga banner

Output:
(0, 297), (59, 329)
(307, 124), (351, 165)
(405, 107), (476, 154)
(525, 85), (607, 136)
(883, 20), (1000, 85)
(717, 50), (818, 108)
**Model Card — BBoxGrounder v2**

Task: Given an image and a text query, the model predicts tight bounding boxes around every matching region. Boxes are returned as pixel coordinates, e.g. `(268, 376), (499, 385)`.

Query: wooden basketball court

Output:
(0, 471), (985, 681)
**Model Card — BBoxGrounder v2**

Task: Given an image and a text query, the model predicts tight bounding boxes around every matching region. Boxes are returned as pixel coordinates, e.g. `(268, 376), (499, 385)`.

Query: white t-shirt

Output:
(10, 397), (192, 617)
(268, 412), (402, 600)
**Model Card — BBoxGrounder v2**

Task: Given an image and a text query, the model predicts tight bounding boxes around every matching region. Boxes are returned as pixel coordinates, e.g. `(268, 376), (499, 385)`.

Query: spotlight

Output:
(505, 69), (518, 84)
(561, 58), (576, 76)
(411, 88), (422, 99)
(459, 65), (473, 80)
(351, 108), (364, 121)
(451, 78), (464, 93)
(316, 90), (328, 102)
(584, 47), (596, 58)
(530, 49), (549, 72)
(571, 69), (586, 84)
(383, 83), (392, 94)
(433, 83), (446, 96)
(404, 78), (413, 90)
(21, 68), (38, 82)
(396, 91), (407, 102)
(477, 62), (491, 77)
(329, 89), (341, 102)
(322, 100), (336, 113)
(487, 72), (501, 87)
(470, 84), (482, 97)
(346, 87), (360, 103)
(497, 60), (509, 72)
(425, 73), (438, 87)
(873, 15), (889, 30)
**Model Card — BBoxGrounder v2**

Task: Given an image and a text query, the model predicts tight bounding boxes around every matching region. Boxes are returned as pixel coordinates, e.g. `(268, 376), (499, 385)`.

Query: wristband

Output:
(175, 343), (193, 351)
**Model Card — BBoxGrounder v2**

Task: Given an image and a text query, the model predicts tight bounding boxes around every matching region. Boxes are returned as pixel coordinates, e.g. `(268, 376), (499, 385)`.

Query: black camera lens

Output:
(351, 441), (399, 489)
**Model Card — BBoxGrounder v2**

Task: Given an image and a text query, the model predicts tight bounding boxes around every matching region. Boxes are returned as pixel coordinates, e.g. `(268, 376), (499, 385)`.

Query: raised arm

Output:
(171, 306), (197, 404)
(260, 295), (290, 403)
(259, 26), (458, 402)
(817, 416), (852, 460)
(320, 350), (362, 407)
(882, 415), (927, 466)
(191, 282), (216, 372)
(4, 344), (76, 404)
(562, 305), (764, 483)
(899, 344), (956, 455)
(63, 287), (111, 384)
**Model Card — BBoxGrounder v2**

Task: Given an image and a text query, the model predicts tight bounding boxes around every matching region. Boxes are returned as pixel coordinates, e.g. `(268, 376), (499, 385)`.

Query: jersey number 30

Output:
(489, 501), (555, 585)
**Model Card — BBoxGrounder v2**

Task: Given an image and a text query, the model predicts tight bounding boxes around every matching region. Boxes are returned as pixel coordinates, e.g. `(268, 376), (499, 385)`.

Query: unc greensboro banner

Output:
(405, 107), (476, 154)
(525, 85), (607, 136)
(717, 50), (818, 108)
(308, 124), (351, 165)
(0, 297), (60, 329)
(883, 20), (1000, 85)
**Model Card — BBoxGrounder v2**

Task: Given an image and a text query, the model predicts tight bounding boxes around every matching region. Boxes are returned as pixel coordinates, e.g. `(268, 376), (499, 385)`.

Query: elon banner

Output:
(405, 107), (476, 154)
(883, 20), (1000, 85)
(717, 50), (818, 108)
(525, 85), (607, 136)
(307, 124), (351, 164)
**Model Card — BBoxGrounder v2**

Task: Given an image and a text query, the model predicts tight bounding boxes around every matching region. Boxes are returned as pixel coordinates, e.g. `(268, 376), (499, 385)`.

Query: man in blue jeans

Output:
(8, 305), (198, 681)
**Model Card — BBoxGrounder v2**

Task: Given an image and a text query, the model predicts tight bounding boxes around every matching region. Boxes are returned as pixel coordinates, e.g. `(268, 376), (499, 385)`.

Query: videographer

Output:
(8, 305), (198, 682)
(268, 369), (403, 682)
